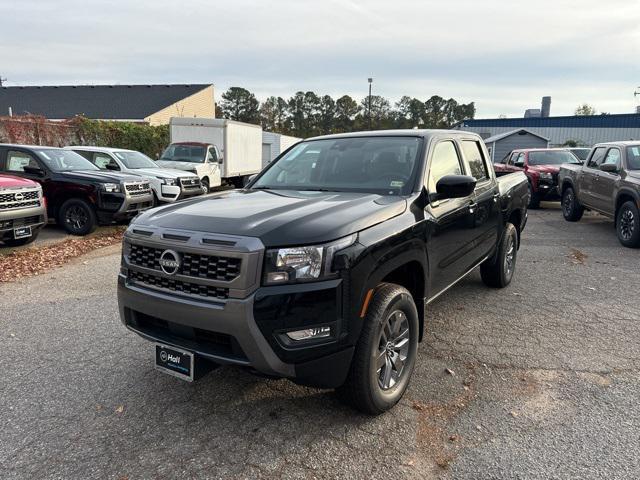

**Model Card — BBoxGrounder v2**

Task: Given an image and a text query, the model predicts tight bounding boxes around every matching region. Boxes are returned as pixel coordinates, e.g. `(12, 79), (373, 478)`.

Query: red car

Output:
(0, 173), (47, 246)
(494, 148), (581, 208)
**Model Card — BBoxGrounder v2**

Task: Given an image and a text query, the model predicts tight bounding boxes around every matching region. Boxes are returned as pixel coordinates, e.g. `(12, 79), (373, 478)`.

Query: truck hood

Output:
(156, 160), (200, 172)
(61, 170), (145, 183)
(126, 168), (198, 179)
(0, 174), (39, 188)
(134, 189), (407, 246)
(528, 165), (561, 174)
(627, 170), (640, 181)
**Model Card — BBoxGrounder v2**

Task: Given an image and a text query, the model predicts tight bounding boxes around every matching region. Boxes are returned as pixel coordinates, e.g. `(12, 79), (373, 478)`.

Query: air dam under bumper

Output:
(118, 274), (354, 388)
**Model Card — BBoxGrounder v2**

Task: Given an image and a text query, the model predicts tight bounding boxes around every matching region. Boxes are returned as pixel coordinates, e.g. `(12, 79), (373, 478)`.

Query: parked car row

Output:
(0, 144), (206, 244)
(494, 143), (640, 248)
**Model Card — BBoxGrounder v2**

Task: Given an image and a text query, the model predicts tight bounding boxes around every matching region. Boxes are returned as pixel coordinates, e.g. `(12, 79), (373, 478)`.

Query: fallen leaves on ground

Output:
(568, 248), (588, 265)
(0, 228), (124, 283)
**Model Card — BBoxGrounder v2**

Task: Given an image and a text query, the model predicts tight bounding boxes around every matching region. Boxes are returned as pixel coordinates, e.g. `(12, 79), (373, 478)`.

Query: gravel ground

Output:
(1, 205), (639, 479)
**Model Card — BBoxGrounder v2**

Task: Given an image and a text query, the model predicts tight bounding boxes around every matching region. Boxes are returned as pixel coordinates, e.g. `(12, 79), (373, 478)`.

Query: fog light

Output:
(286, 326), (331, 341)
(266, 271), (289, 283)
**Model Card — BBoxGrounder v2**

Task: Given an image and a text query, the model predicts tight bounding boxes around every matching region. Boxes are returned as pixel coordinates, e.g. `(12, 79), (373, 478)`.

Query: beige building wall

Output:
(145, 85), (215, 125)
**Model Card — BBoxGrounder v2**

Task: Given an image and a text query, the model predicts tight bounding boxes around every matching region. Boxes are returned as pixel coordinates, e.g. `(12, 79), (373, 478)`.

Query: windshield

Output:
(35, 149), (99, 172)
(251, 136), (423, 195)
(160, 144), (206, 163)
(114, 150), (158, 169)
(529, 151), (580, 166)
(627, 146), (640, 170)
(569, 148), (591, 160)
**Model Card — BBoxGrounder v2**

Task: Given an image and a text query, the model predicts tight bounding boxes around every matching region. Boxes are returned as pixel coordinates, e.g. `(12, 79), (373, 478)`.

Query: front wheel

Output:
(337, 283), (419, 415)
(480, 222), (518, 288)
(562, 186), (584, 222)
(616, 201), (640, 248)
(201, 178), (210, 194)
(58, 199), (97, 236)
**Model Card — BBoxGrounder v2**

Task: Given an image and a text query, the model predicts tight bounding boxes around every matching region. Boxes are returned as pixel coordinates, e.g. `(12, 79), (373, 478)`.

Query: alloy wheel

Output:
(563, 191), (573, 216)
(619, 209), (636, 241)
(504, 232), (515, 279)
(376, 310), (410, 390)
(65, 206), (88, 231)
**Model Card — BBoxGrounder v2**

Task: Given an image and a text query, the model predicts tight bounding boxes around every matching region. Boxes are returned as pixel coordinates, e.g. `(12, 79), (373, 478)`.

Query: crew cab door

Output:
(459, 139), (501, 261)
(592, 147), (621, 215)
(579, 147), (607, 209)
(424, 139), (478, 296)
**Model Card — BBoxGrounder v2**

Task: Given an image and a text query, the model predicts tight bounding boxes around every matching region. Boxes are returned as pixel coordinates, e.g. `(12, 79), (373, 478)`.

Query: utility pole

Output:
(367, 77), (373, 130)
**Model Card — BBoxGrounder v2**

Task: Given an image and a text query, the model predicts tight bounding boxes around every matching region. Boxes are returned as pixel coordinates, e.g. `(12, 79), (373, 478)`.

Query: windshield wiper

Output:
(251, 186), (273, 190)
(296, 187), (335, 192)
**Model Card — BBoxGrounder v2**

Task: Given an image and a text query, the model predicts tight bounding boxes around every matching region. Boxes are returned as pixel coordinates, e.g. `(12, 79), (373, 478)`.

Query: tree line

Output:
(217, 87), (476, 138)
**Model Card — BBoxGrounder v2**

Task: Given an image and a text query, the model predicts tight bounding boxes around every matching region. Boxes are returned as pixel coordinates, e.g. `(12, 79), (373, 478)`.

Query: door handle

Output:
(468, 202), (477, 214)
(492, 193), (500, 202)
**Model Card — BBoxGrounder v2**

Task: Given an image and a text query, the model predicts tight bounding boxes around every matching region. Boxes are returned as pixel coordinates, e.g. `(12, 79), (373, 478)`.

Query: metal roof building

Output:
(455, 113), (640, 147)
(0, 84), (215, 125)
(483, 129), (549, 162)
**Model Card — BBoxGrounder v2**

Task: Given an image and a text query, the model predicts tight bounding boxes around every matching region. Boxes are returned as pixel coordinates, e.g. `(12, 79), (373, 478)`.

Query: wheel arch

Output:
(615, 189), (640, 217)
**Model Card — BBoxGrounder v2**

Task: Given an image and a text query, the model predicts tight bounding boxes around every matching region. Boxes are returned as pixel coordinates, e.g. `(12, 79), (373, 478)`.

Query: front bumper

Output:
(97, 190), (153, 222)
(0, 204), (47, 239)
(118, 274), (353, 388)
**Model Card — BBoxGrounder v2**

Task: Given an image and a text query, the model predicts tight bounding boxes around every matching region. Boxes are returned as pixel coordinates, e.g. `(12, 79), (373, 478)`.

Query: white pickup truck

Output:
(67, 147), (204, 203)
(157, 118), (263, 190)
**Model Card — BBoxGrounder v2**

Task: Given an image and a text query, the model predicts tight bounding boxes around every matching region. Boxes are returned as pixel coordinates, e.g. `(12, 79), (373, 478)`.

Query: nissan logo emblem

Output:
(159, 250), (181, 275)
(14, 192), (24, 201)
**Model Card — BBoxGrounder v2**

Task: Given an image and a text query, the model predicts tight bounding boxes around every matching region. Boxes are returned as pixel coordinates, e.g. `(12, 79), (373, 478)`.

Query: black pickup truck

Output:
(0, 145), (153, 235)
(118, 130), (528, 414)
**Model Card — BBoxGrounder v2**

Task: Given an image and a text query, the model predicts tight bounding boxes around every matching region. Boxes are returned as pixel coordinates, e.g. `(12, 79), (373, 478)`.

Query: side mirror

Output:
(600, 163), (618, 173)
(218, 156), (224, 164)
(23, 166), (45, 176)
(105, 163), (120, 171)
(435, 175), (476, 200)
(513, 161), (525, 168)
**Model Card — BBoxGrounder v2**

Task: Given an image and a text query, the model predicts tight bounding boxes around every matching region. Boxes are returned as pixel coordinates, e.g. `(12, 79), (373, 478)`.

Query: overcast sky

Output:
(3, 0), (639, 117)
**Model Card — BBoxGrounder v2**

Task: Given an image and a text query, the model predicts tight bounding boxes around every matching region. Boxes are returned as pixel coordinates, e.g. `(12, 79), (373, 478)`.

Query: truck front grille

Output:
(128, 270), (229, 300)
(0, 189), (41, 210)
(124, 182), (152, 197)
(129, 244), (242, 281)
(179, 177), (202, 190)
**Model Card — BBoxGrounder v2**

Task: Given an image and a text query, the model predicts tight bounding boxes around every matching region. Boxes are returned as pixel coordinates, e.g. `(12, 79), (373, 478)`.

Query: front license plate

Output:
(155, 344), (194, 382)
(14, 226), (32, 239)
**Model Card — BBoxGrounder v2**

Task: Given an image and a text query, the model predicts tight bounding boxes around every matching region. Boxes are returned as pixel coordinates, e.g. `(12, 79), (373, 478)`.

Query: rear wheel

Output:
(616, 201), (640, 248)
(337, 283), (419, 415)
(562, 186), (584, 222)
(480, 222), (518, 288)
(58, 199), (97, 236)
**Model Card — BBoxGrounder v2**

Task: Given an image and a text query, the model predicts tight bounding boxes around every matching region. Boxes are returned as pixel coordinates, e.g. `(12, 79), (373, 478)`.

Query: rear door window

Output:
(460, 140), (489, 181)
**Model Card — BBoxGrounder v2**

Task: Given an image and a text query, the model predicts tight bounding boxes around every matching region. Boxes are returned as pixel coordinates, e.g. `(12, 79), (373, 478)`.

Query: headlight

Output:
(263, 234), (356, 285)
(539, 172), (553, 181)
(160, 178), (178, 186)
(102, 183), (121, 193)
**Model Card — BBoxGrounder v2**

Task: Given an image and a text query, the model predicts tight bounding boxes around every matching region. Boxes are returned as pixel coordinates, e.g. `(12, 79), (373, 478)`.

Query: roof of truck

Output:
(65, 146), (137, 153)
(306, 129), (479, 141)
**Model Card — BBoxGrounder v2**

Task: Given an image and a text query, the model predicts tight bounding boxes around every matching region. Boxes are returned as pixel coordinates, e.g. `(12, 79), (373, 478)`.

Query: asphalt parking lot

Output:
(2, 205), (639, 479)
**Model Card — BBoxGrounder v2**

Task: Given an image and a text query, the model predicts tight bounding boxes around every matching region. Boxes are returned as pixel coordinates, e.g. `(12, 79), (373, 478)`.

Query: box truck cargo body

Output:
(261, 132), (302, 167)
(166, 118), (262, 187)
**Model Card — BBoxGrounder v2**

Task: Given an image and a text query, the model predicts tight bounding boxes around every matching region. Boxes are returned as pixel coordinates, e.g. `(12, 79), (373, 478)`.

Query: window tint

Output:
(429, 141), (462, 192)
(207, 148), (218, 162)
(602, 148), (620, 166)
(6, 151), (39, 172)
(461, 140), (488, 181)
(74, 150), (94, 161)
(587, 147), (607, 168)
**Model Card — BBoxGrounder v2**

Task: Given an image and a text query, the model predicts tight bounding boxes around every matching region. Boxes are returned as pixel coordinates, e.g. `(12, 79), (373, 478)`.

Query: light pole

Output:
(367, 78), (373, 130)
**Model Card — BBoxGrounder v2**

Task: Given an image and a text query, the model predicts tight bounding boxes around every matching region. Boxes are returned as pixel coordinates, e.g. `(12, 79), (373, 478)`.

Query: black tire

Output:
(616, 201), (640, 248)
(337, 283), (419, 415)
(57, 198), (97, 236)
(3, 231), (39, 247)
(562, 186), (584, 222)
(151, 191), (159, 207)
(528, 183), (541, 209)
(480, 222), (518, 288)
(201, 178), (210, 194)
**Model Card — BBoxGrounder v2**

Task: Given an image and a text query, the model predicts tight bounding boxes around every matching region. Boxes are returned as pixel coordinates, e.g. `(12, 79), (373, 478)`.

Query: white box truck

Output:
(157, 117), (263, 190)
(262, 132), (302, 168)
